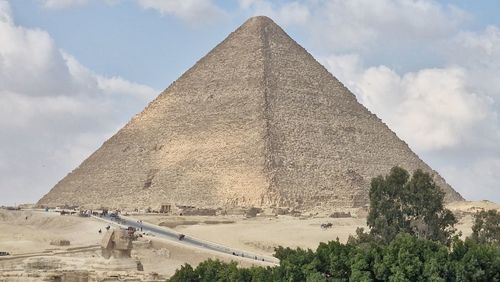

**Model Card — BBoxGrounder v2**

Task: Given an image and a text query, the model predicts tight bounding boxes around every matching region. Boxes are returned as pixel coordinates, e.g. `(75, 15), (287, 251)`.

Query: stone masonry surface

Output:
(38, 16), (464, 211)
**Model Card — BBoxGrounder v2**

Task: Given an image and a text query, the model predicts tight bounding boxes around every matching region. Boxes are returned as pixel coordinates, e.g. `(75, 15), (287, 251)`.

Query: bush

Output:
(471, 209), (500, 244)
(169, 236), (500, 281)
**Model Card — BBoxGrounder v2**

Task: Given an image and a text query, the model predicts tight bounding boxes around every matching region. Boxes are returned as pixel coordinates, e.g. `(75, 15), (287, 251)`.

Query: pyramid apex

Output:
(243, 15), (276, 27)
(38, 11), (464, 210)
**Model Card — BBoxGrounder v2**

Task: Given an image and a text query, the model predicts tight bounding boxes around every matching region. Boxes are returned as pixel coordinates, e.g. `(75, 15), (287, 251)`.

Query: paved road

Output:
(93, 214), (279, 265)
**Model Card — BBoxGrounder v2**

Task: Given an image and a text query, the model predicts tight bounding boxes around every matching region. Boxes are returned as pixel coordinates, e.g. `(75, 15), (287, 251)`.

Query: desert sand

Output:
(0, 210), (271, 280)
(1, 200), (498, 280)
(134, 201), (499, 255)
(134, 214), (367, 255)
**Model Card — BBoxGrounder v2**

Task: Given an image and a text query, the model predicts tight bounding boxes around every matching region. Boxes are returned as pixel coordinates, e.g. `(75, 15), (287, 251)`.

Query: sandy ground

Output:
(447, 200), (500, 213)
(0, 210), (102, 255)
(134, 200), (500, 255)
(448, 200), (500, 238)
(135, 214), (367, 255)
(0, 200), (498, 280)
(0, 210), (273, 279)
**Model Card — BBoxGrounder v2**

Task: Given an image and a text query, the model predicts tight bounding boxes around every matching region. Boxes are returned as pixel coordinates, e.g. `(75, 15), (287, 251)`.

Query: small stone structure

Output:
(100, 229), (132, 259)
(245, 207), (263, 218)
(50, 239), (70, 246)
(160, 204), (171, 214)
(180, 207), (217, 216)
(329, 211), (352, 218)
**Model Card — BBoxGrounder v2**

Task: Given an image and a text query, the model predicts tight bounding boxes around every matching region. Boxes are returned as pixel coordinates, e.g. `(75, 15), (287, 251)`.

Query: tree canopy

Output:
(168, 167), (500, 281)
(168, 235), (500, 282)
(471, 209), (500, 244)
(367, 167), (457, 244)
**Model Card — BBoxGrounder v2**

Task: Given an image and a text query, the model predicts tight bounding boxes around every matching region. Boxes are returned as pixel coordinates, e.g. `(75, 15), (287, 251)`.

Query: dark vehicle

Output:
(0, 251), (10, 256)
(79, 211), (90, 217)
(320, 223), (333, 229)
(178, 234), (185, 241)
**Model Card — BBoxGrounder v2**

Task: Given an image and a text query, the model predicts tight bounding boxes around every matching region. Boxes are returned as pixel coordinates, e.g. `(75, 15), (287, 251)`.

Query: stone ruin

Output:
(329, 211), (352, 218)
(0, 229), (161, 280)
(50, 239), (71, 246)
(100, 229), (132, 259)
(38, 16), (464, 212)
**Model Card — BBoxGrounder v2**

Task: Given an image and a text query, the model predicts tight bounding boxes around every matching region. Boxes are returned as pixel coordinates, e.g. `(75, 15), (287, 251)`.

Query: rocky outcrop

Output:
(38, 16), (463, 211)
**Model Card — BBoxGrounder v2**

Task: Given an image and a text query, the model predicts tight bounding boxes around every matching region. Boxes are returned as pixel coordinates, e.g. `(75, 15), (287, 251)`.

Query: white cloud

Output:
(0, 0), (11, 23)
(239, 0), (310, 26)
(312, 7), (500, 202)
(0, 17), (75, 97)
(62, 52), (156, 100)
(321, 51), (500, 202)
(455, 26), (500, 56)
(366, 67), (493, 151)
(41, 0), (88, 9)
(137, 0), (227, 25)
(447, 26), (500, 100)
(323, 55), (498, 152)
(240, 0), (469, 52)
(0, 1), (157, 205)
(38, 0), (227, 25)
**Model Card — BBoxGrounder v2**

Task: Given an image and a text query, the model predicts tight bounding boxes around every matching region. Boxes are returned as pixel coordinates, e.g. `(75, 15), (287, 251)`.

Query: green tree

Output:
(449, 239), (500, 281)
(248, 267), (274, 282)
(367, 167), (457, 244)
(273, 246), (316, 282)
(167, 167), (500, 281)
(315, 240), (353, 279)
(349, 241), (382, 282)
(169, 264), (198, 282)
(169, 260), (248, 282)
(168, 236), (500, 281)
(196, 260), (245, 282)
(373, 234), (450, 281)
(471, 209), (500, 244)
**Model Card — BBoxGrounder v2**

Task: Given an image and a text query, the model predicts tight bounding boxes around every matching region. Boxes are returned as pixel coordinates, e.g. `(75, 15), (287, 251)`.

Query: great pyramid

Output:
(38, 16), (463, 210)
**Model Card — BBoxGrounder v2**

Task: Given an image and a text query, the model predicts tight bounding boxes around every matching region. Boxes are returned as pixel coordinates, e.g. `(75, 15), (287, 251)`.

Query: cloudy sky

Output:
(1, 0), (499, 205)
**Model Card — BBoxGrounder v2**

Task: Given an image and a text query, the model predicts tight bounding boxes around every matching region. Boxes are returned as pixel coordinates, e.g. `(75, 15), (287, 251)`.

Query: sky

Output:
(1, 0), (499, 205)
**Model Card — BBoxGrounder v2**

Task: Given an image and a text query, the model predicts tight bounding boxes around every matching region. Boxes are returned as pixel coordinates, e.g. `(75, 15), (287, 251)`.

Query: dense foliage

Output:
(471, 209), (500, 244)
(169, 236), (500, 281)
(368, 167), (457, 244)
(168, 167), (500, 281)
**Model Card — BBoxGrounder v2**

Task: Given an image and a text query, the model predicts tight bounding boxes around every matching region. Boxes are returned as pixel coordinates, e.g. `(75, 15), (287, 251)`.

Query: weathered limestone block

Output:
(50, 240), (70, 246)
(38, 16), (463, 212)
(100, 229), (132, 259)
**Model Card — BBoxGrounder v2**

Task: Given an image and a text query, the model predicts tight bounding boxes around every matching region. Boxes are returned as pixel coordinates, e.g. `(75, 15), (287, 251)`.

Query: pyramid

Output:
(38, 16), (463, 210)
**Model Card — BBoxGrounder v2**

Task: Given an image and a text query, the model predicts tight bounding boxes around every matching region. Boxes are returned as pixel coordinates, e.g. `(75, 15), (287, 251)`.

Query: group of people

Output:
(231, 252), (265, 262)
(98, 225), (111, 234)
